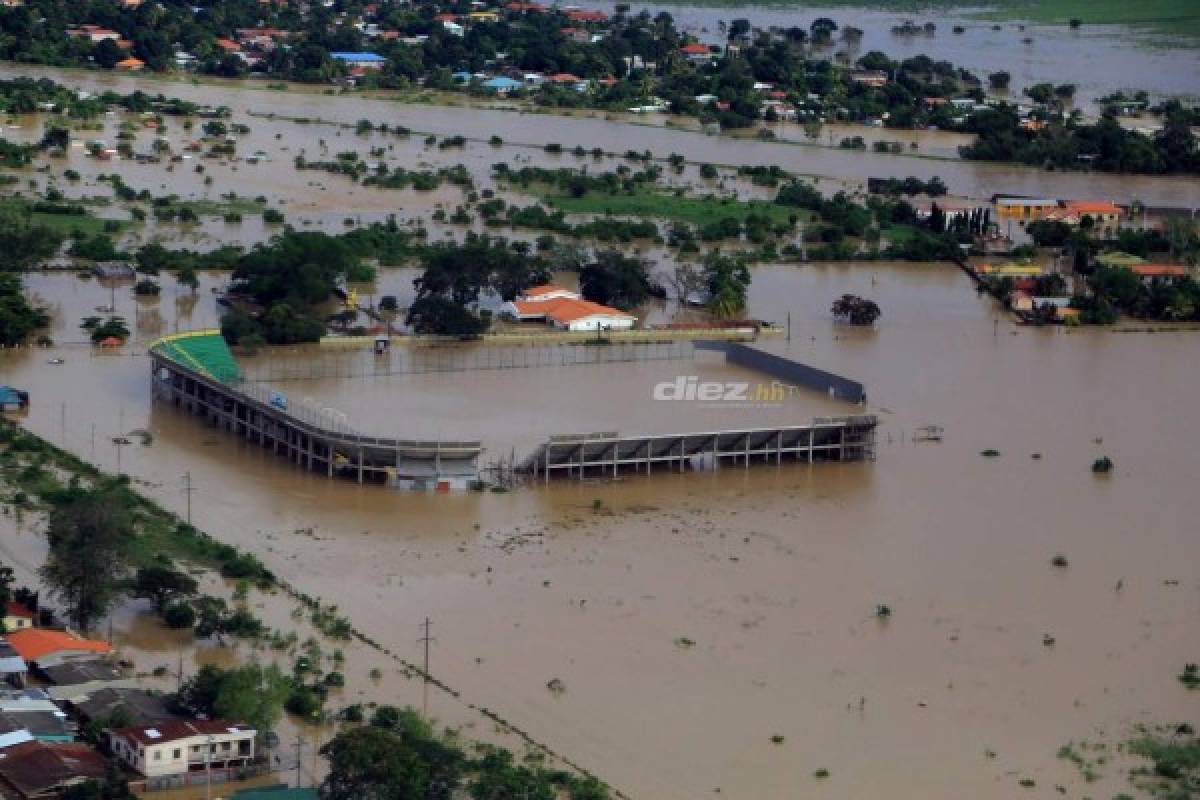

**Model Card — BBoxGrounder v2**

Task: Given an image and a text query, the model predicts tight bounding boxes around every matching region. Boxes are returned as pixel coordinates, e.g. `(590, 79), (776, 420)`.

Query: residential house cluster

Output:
(0, 614), (260, 798)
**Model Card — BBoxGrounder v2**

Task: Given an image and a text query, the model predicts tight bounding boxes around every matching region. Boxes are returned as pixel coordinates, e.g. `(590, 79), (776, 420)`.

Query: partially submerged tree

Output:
(831, 294), (881, 326)
(580, 250), (663, 310)
(132, 566), (198, 612)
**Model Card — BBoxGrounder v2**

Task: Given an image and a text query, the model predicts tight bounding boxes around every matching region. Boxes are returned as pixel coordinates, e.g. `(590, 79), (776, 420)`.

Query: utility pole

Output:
(294, 738), (305, 787)
(418, 617), (436, 717)
(182, 472), (195, 526)
(204, 734), (213, 800)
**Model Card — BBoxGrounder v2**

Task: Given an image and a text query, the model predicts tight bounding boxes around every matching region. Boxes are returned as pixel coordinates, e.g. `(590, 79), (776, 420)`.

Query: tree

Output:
(213, 662), (291, 733)
(173, 663), (290, 734)
(90, 316), (130, 343)
(702, 253), (751, 318)
(987, 71), (1011, 90)
(831, 294), (881, 325)
(176, 265), (199, 292)
(94, 39), (123, 70)
(133, 566), (198, 612)
(405, 295), (487, 336)
(321, 726), (432, 800)
(580, 251), (659, 310)
(40, 486), (132, 631)
(0, 272), (50, 346)
(0, 206), (64, 271)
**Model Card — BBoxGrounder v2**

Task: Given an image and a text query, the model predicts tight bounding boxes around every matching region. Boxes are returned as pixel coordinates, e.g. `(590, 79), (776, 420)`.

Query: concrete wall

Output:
(696, 342), (867, 404)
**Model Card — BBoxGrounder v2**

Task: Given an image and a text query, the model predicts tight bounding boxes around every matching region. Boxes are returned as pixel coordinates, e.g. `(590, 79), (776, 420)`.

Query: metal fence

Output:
(238, 341), (695, 384)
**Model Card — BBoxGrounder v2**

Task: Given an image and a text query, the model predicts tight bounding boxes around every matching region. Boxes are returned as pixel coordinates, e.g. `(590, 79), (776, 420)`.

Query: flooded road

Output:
(3, 262), (1198, 799)
(3, 64), (1198, 212)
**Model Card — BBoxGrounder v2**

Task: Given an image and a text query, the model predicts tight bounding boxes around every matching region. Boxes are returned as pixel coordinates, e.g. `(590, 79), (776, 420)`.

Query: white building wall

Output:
(563, 315), (636, 332)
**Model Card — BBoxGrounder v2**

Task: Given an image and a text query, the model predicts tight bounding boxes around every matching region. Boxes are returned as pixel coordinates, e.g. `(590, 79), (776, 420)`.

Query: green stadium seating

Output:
(151, 331), (242, 383)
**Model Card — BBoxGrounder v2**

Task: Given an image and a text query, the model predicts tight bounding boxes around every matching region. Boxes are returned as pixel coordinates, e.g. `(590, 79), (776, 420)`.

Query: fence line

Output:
(238, 341), (695, 384)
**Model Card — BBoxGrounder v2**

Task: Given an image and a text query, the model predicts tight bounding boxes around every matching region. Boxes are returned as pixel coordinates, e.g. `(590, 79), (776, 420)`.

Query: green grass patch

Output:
(545, 189), (796, 228)
(883, 224), (922, 245)
(0, 421), (273, 584)
(169, 197), (267, 217)
(0, 199), (129, 236)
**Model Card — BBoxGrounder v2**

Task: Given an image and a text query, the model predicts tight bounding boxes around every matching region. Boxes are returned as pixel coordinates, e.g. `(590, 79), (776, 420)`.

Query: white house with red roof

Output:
(108, 719), (256, 778)
(502, 285), (636, 332)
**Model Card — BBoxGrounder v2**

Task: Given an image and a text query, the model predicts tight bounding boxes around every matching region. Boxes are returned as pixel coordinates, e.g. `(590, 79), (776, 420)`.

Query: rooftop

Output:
(112, 718), (254, 746)
(4, 602), (33, 619)
(0, 741), (106, 797)
(39, 657), (123, 687)
(1130, 264), (1188, 277)
(330, 52), (385, 62)
(1062, 200), (1123, 215)
(511, 297), (635, 324)
(5, 630), (110, 663)
(72, 687), (178, 726)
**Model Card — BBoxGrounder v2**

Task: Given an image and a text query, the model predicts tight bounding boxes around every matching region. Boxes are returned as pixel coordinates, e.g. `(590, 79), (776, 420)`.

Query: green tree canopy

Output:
(39, 485), (133, 631)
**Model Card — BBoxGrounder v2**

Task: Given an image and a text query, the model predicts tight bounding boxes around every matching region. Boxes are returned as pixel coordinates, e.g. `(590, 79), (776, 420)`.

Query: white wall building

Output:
(109, 720), (255, 778)
(501, 285), (636, 332)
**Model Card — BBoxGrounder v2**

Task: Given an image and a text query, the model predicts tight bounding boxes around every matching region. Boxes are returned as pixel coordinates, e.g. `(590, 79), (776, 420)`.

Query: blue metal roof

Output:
(331, 52), (386, 62)
(483, 77), (522, 89)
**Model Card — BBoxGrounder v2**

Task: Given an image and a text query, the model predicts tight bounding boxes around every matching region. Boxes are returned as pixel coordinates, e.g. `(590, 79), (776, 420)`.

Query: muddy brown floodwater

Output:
(3, 260), (1198, 799)
(3, 64), (1199, 212)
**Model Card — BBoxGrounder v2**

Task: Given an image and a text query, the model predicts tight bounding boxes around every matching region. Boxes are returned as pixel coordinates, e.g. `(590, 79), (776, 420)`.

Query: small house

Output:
(482, 76), (523, 94)
(109, 719), (256, 778)
(331, 52), (386, 70)
(994, 196), (1058, 220)
(0, 641), (27, 688)
(0, 740), (106, 799)
(502, 286), (636, 332)
(2, 603), (33, 633)
(1129, 264), (1188, 282)
(6, 630), (111, 670)
(0, 387), (28, 412)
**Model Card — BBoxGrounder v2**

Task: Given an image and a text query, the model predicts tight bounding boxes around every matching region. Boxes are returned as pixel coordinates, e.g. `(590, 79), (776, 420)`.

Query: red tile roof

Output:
(521, 283), (575, 298)
(564, 9), (606, 22)
(547, 72), (582, 83)
(5, 601), (33, 619)
(1130, 264), (1188, 278)
(6, 629), (110, 662)
(679, 43), (710, 54)
(512, 297), (634, 324)
(112, 719), (254, 746)
(1063, 200), (1122, 215)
